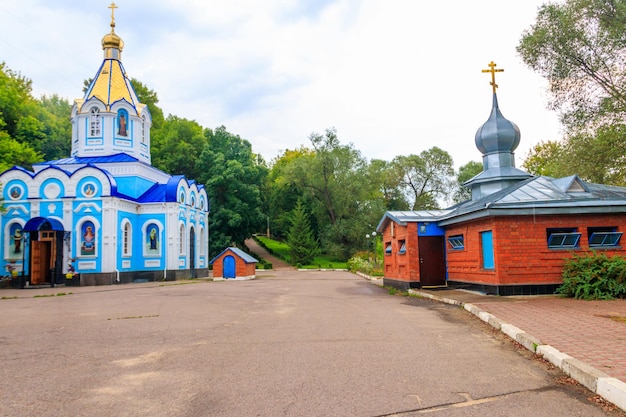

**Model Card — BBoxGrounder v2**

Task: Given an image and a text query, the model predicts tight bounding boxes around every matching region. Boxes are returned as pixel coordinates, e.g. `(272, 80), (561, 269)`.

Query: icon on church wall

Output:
(9, 185), (22, 200)
(8, 224), (23, 257)
(147, 223), (159, 252)
(117, 110), (128, 136)
(83, 182), (96, 197)
(81, 221), (96, 256)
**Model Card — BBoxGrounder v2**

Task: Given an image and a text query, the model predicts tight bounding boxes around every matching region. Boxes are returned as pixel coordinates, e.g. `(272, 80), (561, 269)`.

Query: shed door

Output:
(418, 236), (446, 287)
(223, 256), (236, 279)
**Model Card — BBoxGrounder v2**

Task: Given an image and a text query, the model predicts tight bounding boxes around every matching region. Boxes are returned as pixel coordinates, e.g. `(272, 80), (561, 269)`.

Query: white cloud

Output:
(0, 0), (561, 168)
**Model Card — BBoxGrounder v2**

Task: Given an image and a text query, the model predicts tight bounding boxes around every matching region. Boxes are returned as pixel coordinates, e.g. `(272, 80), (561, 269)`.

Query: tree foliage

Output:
(391, 147), (455, 210)
(518, 0), (626, 185)
(453, 160), (483, 203)
(286, 200), (320, 265)
(517, 0), (626, 130)
(198, 126), (266, 257)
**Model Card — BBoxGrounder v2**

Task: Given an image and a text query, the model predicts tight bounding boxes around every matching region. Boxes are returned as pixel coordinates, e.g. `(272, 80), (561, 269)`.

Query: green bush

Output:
(347, 256), (373, 275)
(556, 252), (626, 300)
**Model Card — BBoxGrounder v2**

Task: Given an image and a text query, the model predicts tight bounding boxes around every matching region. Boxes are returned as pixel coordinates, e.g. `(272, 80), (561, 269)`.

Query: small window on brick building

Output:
(398, 240), (406, 254)
(588, 227), (622, 247)
(547, 228), (581, 249)
(385, 242), (392, 255)
(448, 235), (464, 250)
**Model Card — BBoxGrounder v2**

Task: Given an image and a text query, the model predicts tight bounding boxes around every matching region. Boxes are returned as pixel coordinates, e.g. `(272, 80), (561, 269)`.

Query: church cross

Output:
(108, 2), (118, 27)
(482, 61), (504, 93)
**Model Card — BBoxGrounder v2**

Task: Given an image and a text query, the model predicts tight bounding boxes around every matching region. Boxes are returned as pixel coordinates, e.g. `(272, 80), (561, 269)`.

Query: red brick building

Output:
(377, 90), (626, 295)
(210, 247), (258, 280)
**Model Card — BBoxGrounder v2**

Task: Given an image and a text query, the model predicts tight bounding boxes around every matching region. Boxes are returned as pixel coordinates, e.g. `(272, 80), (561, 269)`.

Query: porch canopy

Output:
(23, 217), (66, 232)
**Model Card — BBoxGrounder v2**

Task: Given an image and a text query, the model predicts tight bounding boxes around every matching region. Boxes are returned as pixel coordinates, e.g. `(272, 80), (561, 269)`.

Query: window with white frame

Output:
(547, 228), (581, 249)
(447, 234), (464, 250)
(588, 227), (622, 247)
(179, 224), (185, 255)
(141, 115), (146, 142)
(123, 222), (131, 256)
(89, 107), (101, 137)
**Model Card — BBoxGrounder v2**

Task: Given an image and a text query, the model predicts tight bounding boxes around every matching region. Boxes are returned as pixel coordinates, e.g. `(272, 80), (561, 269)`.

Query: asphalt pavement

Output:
(1, 270), (625, 416)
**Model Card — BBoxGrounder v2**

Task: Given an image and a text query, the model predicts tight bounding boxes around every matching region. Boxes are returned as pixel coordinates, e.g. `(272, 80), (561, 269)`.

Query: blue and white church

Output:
(0, 5), (210, 286)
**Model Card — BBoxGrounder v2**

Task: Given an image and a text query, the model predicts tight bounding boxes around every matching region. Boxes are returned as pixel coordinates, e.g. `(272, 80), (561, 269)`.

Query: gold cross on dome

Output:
(108, 2), (118, 27)
(482, 61), (504, 93)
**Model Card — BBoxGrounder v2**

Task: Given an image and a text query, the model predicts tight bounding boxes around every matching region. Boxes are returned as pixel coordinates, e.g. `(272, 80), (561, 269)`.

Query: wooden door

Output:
(31, 241), (51, 285)
(418, 236), (446, 287)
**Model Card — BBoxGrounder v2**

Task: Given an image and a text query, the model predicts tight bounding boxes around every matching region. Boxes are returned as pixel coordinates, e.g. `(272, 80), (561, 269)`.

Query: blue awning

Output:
(23, 217), (66, 232)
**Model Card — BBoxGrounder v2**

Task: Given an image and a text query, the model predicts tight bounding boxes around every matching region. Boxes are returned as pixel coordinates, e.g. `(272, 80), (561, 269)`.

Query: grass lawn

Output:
(255, 236), (347, 269)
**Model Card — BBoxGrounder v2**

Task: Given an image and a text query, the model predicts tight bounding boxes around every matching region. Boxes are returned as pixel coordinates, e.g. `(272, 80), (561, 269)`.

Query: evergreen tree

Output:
(286, 200), (319, 266)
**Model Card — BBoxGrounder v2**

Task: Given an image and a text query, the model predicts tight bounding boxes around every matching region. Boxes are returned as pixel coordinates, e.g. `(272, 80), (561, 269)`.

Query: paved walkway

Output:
(406, 286), (626, 411)
(244, 237), (295, 270)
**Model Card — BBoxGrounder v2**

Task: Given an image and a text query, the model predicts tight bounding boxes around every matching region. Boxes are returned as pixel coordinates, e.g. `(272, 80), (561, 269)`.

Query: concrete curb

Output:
(407, 289), (626, 413)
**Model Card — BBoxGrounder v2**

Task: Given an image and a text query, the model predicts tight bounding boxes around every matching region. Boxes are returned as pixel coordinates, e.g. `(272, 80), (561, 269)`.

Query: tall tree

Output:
(391, 147), (455, 210)
(517, 0), (626, 130)
(197, 126), (265, 256)
(453, 161), (483, 203)
(150, 115), (207, 179)
(285, 128), (379, 258)
(286, 200), (319, 266)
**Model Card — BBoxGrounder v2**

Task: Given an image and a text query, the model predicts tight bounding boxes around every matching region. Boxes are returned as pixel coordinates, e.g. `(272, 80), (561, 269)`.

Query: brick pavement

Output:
(418, 289), (626, 383)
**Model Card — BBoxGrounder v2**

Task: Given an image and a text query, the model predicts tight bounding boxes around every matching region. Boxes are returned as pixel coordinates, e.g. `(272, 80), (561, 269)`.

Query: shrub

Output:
(347, 256), (373, 275)
(556, 252), (626, 300)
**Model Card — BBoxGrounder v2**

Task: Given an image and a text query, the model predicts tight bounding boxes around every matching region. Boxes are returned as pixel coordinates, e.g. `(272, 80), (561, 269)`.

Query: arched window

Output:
(123, 222), (132, 256)
(199, 228), (205, 256)
(179, 224), (185, 255)
(141, 115), (146, 142)
(89, 108), (101, 137)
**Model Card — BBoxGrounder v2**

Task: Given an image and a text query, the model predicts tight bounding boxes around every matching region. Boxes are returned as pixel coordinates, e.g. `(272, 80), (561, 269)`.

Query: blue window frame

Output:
(588, 227), (622, 247)
(385, 242), (392, 255)
(447, 235), (464, 250)
(398, 240), (406, 254)
(547, 228), (581, 249)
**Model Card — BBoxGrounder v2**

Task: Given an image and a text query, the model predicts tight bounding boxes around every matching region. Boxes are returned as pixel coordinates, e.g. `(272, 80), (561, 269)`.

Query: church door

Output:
(31, 241), (51, 285)
(189, 227), (196, 278)
(418, 235), (446, 287)
(223, 256), (236, 279)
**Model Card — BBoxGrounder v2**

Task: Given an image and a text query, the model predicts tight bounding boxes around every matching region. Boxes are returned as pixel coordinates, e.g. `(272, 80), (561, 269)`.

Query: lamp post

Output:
(366, 231), (377, 265)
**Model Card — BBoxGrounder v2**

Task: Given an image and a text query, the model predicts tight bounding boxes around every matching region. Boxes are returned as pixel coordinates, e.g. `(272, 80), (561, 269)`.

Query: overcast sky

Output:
(0, 0), (562, 168)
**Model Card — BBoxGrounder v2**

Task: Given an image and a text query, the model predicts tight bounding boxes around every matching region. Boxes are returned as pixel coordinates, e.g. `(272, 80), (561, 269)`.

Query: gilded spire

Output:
(108, 2), (118, 30)
(101, 2), (124, 59)
(481, 61), (504, 94)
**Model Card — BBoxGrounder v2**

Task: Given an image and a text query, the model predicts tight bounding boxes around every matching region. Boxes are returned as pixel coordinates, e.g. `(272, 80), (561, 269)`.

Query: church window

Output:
(547, 228), (581, 249)
(448, 235), (465, 250)
(179, 224), (185, 255)
(123, 222), (131, 256)
(89, 108), (101, 137)
(141, 115), (146, 142)
(588, 227), (622, 248)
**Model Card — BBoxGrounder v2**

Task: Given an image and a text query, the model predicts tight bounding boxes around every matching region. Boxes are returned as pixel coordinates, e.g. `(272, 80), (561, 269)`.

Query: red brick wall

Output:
(382, 222), (420, 283)
(446, 213), (626, 286)
(212, 250), (256, 278)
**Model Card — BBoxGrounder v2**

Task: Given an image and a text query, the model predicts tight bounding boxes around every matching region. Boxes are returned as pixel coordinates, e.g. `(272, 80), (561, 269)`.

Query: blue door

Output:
(223, 255), (236, 278)
(481, 231), (495, 270)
